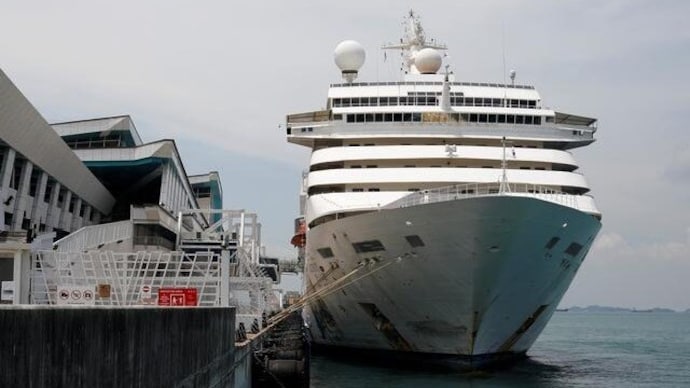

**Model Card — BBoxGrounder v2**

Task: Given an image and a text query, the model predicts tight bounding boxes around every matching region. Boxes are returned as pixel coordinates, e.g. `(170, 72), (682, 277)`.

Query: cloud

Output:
(590, 228), (690, 265)
(664, 144), (690, 182)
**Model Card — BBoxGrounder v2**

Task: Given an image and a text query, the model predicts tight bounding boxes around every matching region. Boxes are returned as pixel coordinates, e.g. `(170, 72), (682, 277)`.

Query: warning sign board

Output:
(157, 288), (197, 307)
(140, 285), (152, 298)
(56, 285), (96, 305)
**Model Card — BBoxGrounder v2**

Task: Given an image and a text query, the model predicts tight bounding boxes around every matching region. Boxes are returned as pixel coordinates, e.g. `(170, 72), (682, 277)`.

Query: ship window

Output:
(368, 188), (380, 192)
(361, 97), (370, 105)
(352, 240), (386, 253)
(375, 113), (383, 121)
(412, 113), (421, 122)
(380, 97), (389, 106)
(405, 235), (425, 247)
(479, 114), (488, 122)
(520, 100), (528, 108)
(546, 116), (554, 123)
(394, 113), (403, 121)
(525, 116), (533, 124)
(365, 113), (374, 122)
(489, 189), (499, 194)
(520, 166), (531, 170)
(516, 115), (524, 124)
(545, 237), (560, 249)
(350, 165), (361, 168)
(493, 98), (502, 107)
(488, 114), (497, 123)
(507, 115), (515, 124)
(497, 115), (506, 123)
(384, 113), (393, 122)
(529, 100), (537, 108)
(346, 115), (355, 123)
(408, 188), (420, 191)
(534, 116), (542, 125)
(366, 165), (377, 168)
(317, 247), (334, 258)
(352, 188), (364, 192)
(469, 114), (478, 122)
(334, 114), (342, 120)
(565, 242), (583, 257)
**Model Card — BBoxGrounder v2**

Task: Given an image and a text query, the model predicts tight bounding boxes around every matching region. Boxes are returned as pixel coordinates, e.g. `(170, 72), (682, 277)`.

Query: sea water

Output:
(309, 312), (690, 387)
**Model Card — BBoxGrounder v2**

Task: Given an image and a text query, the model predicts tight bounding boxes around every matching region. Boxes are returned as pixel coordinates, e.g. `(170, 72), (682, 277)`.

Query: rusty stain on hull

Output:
(359, 302), (414, 351)
(498, 304), (549, 353)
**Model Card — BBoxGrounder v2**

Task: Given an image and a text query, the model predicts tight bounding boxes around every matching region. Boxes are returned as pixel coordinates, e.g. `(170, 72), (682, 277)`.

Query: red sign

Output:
(157, 288), (198, 306)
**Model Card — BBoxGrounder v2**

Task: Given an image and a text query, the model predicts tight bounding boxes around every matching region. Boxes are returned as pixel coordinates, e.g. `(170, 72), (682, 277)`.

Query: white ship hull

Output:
(303, 195), (601, 361)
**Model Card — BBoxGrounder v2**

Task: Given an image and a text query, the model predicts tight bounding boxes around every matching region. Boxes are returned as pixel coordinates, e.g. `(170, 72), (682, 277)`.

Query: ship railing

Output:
(287, 120), (596, 140)
(383, 183), (586, 211)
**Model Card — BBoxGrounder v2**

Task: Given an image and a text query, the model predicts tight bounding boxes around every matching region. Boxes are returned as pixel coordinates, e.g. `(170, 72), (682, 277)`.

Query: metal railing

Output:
(384, 182), (582, 210)
(53, 220), (132, 252)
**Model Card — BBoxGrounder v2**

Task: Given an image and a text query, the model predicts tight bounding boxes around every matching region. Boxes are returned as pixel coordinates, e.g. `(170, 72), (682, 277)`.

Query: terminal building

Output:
(0, 68), (223, 303)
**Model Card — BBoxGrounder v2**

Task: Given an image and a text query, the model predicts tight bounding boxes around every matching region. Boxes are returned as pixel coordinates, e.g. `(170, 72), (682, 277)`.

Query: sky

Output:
(1, 1), (688, 310)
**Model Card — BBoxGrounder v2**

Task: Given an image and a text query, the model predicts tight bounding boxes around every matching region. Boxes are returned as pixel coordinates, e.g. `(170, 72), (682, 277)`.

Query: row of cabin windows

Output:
(319, 187), (569, 195)
(347, 144), (540, 148)
(332, 97), (538, 109)
(349, 165), (548, 170)
(344, 112), (542, 125)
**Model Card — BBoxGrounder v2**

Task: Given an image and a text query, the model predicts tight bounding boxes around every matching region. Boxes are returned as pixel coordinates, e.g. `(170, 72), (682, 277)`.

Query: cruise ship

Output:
(286, 11), (602, 365)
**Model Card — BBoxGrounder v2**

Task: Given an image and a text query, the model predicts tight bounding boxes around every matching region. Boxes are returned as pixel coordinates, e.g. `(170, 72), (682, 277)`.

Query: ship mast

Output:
(382, 10), (447, 74)
(499, 136), (512, 194)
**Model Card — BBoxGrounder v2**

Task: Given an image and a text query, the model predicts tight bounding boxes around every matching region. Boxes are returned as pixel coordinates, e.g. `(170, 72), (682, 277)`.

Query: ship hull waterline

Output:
(302, 195), (601, 367)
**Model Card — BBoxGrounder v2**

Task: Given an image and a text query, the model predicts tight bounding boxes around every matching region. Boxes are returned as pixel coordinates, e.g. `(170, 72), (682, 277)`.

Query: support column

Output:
(31, 171), (48, 229)
(12, 248), (31, 304)
(59, 191), (72, 231)
(83, 205), (93, 226)
(0, 148), (15, 191)
(46, 182), (61, 231)
(12, 160), (33, 230)
(0, 149), (16, 231)
(220, 248), (230, 307)
(71, 197), (83, 230)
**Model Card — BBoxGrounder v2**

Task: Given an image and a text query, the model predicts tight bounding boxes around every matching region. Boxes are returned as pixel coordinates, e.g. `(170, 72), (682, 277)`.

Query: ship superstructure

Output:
(286, 11), (601, 364)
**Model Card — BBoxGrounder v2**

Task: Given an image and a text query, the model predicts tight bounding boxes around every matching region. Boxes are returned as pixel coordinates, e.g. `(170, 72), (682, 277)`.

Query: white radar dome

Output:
(334, 40), (365, 82)
(414, 48), (443, 74)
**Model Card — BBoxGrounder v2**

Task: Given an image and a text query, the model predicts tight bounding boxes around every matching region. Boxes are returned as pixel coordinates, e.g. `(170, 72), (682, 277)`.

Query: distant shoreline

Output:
(557, 305), (687, 313)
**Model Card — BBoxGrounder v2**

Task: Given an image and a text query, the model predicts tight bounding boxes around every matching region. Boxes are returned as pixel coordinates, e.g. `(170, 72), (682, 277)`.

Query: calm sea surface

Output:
(309, 312), (690, 387)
